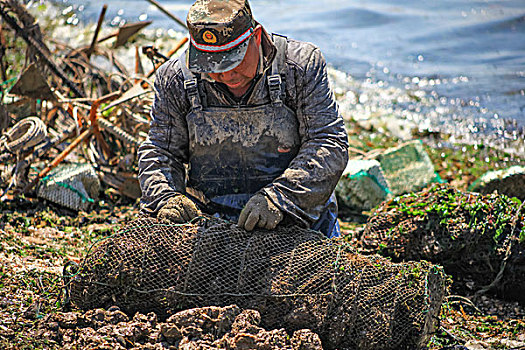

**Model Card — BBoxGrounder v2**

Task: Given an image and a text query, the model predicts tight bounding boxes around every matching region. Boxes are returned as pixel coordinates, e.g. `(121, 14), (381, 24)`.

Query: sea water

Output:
(57, 0), (525, 151)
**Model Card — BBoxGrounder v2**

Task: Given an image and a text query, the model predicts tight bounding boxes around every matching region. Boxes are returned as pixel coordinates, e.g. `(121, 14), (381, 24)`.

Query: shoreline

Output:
(23, 1), (525, 152)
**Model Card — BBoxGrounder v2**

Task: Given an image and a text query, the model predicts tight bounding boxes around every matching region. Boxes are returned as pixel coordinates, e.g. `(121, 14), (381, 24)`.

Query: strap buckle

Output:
(183, 78), (198, 94)
(183, 78), (202, 110)
(267, 74), (282, 91)
(267, 74), (283, 105)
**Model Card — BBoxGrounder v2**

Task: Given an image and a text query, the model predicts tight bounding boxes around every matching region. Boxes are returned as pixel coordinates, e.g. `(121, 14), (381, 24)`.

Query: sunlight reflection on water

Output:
(57, 0), (525, 152)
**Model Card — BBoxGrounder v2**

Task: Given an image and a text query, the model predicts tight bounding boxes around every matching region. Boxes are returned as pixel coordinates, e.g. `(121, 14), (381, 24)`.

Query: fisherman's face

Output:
(208, 26), (262, 97)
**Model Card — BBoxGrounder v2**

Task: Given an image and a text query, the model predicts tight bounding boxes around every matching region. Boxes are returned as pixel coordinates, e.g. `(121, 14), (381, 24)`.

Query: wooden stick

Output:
(0, 24), (7, 82)
(145, 0), (187, 30)
(146, 36), (188, 78)
(0, 7), (85, 97)
(88, 91), (121, 159)
(86, 4), (108, 58)
(23, 91), (121, 193)
(135, 46), (143, 83)
(37, 128), (91, 181)
(96, 32), (117, 44)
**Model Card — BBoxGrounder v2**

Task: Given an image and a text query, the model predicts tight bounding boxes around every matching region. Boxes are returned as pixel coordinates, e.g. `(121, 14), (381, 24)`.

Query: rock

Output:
(56, 312), (79, 329)
(160, 323), (182, 341)
(47, 321), (59, 331)
(133, 312), (149, 323)
(61, 328), (76, 345)
(107, 305), (121, 312)
(254, 328), (290, 349)
(96, 324), (117, 337)
(167, 305), (241, 338)
(469, 165), (525, 200)
(34, 305), (325, 349)
(231, 309), (261, 333)
(231, 332), (262, 349)
(229, 328), (290, 350)
(464, 340), (489, 349)
(128, 320), (152, 342)
(81, 308), (107, 329)
(291, 329), (323, 350)
(106, 309), (129, 324)
(23, 301), (41, 319)
(146, 311), (158, 327)
(147, 328), (162, 344)
(500, 339), (525, 348)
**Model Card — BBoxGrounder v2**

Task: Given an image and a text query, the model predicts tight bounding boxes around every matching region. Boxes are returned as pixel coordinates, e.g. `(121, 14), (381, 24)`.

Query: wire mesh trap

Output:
(68, 217), (446, 350)
(36, 163), (100, 211)
(361, 184), (525, 302)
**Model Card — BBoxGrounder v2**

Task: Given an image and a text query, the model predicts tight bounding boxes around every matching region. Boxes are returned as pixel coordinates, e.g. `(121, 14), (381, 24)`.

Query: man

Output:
(138, 0), (348, 237)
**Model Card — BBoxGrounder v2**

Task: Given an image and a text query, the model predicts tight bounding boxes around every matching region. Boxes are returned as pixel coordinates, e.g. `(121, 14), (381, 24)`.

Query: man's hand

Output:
(238, 194), (283, 231)
(158, 194), (201, 223)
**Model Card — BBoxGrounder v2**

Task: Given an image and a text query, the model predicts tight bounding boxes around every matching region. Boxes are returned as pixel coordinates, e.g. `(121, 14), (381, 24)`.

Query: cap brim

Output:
(187, 38), (250, 73)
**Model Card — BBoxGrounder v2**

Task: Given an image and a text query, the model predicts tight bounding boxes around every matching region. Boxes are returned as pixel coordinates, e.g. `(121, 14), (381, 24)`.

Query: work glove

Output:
(157, 194), (201, 224)
(238, 193), (283, 231)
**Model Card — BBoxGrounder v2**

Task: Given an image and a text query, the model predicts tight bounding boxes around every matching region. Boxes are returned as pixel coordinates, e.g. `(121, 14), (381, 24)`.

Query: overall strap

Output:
(181, 54), (203, 111)
(268, 34), (288, 106)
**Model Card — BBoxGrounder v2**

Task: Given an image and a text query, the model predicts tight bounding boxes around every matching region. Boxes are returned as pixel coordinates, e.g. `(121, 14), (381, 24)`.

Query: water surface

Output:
(60, 0), (525, 150)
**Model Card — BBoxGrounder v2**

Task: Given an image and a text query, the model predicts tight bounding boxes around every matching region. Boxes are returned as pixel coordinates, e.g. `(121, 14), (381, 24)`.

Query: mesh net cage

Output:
(360, 184), (525, 302)
(374, 140), (440, 196)
(36, 163), (100, 211)
(336, 159), (392, 212)
(68, 217), (446, 350)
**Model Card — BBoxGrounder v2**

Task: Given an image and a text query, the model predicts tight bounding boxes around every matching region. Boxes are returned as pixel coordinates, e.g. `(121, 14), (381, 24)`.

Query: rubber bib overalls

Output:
(181, 35), (340, 237)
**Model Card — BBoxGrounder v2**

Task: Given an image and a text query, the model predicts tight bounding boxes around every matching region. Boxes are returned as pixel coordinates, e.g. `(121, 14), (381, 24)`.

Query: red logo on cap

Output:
(202, 30), (217, 44)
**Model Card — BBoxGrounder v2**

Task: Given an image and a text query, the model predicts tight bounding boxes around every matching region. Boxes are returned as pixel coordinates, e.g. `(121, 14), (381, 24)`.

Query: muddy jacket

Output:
(138, 30), (349, 234)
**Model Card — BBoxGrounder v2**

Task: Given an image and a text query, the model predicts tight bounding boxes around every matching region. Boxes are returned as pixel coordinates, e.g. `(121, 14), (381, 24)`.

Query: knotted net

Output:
(69, 217), (446, 350)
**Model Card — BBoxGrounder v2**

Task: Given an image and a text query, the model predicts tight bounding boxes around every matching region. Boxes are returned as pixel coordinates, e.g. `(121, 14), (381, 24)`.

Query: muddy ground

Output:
(1, 120), (524, 350)
(0, 148), (524, 350)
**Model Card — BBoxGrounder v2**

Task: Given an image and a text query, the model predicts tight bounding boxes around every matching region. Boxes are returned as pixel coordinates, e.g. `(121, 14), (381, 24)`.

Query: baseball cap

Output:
(186, 0), (256, 73)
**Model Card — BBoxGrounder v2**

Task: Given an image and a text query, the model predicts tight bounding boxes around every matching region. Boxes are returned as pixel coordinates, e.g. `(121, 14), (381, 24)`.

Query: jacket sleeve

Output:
(137, 61), (190, 215)
(261, 47), (349, 227)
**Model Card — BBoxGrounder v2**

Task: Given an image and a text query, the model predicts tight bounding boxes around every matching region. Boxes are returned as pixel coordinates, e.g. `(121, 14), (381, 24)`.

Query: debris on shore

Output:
(0, 0), (188, 210)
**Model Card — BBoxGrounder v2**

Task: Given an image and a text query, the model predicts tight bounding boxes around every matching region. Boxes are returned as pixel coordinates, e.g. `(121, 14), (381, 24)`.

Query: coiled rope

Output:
(0, 116), (47, 154)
